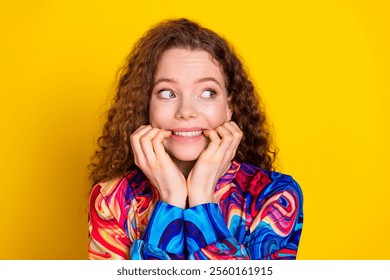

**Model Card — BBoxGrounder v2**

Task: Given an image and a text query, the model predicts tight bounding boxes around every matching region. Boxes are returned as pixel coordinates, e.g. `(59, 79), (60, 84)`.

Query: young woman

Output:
(88, 18), (303, 260)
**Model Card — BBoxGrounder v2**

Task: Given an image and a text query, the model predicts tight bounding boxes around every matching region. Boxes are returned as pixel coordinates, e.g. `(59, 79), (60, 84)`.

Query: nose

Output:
(175, 97), (198, 120)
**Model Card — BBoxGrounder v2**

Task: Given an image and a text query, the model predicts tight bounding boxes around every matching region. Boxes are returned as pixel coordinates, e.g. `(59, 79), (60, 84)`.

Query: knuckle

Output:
(130, 133), (137, 142)
(152, 137), (160, 145)
(139, 135), (149, 143)
(147, 160), (156, 169)
(135, 158), (144, 167)
(234, 131), (243, 138)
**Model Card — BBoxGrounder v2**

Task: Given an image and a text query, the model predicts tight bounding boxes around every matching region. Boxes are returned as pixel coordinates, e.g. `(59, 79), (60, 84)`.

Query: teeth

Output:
(173, 131), (203, 137)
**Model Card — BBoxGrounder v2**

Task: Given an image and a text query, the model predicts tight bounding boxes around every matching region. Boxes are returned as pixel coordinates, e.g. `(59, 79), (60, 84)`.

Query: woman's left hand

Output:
(186, 121), (243, 207)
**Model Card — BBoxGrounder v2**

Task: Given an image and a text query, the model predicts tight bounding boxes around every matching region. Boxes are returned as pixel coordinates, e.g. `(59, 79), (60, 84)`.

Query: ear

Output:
(226, 95), (233, 121)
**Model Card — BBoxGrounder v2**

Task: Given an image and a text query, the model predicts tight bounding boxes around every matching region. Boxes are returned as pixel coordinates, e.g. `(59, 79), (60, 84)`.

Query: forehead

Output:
(155, 48), (225, 81)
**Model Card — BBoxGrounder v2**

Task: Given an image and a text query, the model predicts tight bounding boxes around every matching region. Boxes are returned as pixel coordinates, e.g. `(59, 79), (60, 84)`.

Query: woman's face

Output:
(149, 48), (232, 162)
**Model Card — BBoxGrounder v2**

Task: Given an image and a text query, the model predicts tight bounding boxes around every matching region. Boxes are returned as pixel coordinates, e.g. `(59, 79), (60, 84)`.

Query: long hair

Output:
(89, 18), (277, 185)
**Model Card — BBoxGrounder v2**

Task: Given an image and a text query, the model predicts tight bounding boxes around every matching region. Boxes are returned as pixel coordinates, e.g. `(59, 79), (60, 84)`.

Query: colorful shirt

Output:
(88, 160), (303, 260)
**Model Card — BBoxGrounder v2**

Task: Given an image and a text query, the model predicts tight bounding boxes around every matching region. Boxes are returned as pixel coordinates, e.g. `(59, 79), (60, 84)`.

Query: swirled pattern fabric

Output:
(89, 160), (303, 260)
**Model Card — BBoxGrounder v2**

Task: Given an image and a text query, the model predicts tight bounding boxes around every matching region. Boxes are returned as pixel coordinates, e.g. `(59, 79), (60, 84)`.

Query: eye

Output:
(158, 89), (176, 99)
(199, 89), (216, 99)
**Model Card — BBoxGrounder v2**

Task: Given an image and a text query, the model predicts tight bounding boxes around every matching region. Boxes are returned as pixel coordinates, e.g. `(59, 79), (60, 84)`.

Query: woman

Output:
(88, 18), (303, 260)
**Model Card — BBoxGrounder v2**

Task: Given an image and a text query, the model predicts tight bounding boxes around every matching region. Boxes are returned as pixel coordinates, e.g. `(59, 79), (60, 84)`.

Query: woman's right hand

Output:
(130, 125), (187, 208)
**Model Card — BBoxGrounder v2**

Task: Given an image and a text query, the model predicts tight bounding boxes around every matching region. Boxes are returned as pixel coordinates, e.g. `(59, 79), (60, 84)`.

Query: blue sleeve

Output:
(130, 201), (184, 259)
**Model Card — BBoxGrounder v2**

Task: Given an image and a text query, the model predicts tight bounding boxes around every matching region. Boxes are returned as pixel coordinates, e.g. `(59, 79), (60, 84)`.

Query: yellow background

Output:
(1, 0), (389, 259)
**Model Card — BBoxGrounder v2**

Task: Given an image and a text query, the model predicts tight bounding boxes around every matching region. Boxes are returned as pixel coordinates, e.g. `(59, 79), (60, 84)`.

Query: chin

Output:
(169, 152), (201, 162)
(167, 147), (203, 162)
(163, 138), (208, 162)
(164, 143), (206, 162)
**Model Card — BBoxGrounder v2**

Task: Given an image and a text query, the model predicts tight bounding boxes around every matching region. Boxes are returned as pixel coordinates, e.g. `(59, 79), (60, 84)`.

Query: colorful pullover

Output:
(89, 160), (303, 260)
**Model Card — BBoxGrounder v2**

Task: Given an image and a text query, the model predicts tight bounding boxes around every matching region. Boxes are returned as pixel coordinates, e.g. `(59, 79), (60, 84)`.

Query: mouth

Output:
(172, 130), (203, 137)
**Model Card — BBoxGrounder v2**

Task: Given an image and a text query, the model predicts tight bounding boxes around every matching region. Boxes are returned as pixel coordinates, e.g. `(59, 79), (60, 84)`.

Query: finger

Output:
(225, 121), (243, 140)
(130, 125), (153, 150)
(213, 125), (236, 164)
(219, 123), (241, 164)
(215, 125), (235, 152)
(130, 125), (153, 166)
(202, 129), (221, 155)
(133, 124), (152, 134)
(222, 121), (243, 152)
(152, 130), (172, 161)
(139, 127), (162, 163)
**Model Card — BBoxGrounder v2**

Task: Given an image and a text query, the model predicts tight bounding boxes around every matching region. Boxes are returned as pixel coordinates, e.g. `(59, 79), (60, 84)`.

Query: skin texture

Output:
(130, 48), (243, 208)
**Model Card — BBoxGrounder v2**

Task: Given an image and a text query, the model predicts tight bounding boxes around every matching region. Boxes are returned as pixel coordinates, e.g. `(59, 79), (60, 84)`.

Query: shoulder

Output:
(90, 169), (151, 205)
(235, 162), (303, 225)
(89, 169), (154, 224)
(235, 161), (303, 203)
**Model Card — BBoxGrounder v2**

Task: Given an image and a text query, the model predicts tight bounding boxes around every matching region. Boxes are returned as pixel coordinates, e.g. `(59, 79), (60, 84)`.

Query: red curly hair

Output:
(89, 18), (277, 185)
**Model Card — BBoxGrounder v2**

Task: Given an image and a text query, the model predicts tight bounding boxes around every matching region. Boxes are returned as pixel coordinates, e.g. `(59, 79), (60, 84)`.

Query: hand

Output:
(130, 125), (187, 208)
(186, 121), (243, 207)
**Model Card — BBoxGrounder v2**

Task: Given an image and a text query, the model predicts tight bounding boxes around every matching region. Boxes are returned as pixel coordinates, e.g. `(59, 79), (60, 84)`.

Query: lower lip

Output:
(170, 133), (205, 143)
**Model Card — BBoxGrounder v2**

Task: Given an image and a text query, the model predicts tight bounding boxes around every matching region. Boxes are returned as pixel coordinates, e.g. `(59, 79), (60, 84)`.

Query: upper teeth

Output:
(173, 131), (203, 137)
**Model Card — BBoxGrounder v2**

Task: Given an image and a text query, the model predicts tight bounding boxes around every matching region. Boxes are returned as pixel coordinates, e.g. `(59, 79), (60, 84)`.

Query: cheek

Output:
(149, 112), (159, 127)
(149, 103), (167, 127)
(201, 103), (230, 128)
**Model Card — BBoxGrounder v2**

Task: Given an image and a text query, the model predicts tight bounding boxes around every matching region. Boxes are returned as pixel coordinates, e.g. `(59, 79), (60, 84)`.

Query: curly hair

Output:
(89, 18), (277, 185)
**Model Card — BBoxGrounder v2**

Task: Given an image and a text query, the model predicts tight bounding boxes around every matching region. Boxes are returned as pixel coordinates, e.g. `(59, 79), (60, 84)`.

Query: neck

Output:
(171, 157), (196, 178)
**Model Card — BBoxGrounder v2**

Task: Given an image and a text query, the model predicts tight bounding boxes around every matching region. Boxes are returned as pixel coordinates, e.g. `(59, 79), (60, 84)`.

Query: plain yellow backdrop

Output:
(0, 0), (389, 259)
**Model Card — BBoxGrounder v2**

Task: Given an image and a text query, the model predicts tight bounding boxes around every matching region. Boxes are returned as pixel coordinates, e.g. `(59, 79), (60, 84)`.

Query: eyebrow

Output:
(196, 77), (222, 88)
(153, 77), (222, 88)
(153, 78), (178, 86)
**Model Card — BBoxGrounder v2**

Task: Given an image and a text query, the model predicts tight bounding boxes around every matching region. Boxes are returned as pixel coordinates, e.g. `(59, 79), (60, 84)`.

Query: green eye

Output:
(158, 90), (176, 99)
(200, 90), (216, 99)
